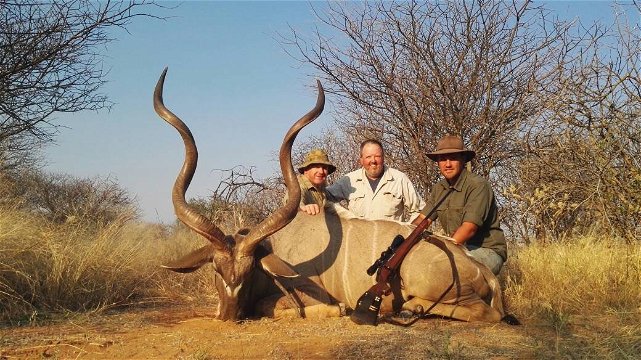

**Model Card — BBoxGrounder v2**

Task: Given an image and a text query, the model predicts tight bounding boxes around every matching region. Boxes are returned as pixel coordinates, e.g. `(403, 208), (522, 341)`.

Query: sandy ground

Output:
(0, 305), (552, 359)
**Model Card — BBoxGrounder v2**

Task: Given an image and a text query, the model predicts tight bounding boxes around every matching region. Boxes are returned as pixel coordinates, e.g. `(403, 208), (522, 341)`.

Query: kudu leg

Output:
(274, 303), (346, 320)
(402, 297), (503, 323)
(255, 290), (346, 319)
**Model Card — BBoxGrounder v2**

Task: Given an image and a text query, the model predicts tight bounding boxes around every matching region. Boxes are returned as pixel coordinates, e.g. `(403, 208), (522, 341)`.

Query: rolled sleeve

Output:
(461, 181), (492, 227)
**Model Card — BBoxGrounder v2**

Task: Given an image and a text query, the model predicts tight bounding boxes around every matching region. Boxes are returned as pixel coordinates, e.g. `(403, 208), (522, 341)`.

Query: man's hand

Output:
(300, 204), (322, 215)
(411, 213), (432, 227)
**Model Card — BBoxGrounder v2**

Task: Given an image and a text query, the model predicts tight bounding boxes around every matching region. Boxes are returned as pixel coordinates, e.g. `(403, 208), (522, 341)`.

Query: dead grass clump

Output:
(0, 205), (43, 322)
(505, 235), (641, 318)
(503, 235), (641, 357)
(0, 210), (152, 324)
(150, 224), (219, 303)
(0, 207), (217, 324)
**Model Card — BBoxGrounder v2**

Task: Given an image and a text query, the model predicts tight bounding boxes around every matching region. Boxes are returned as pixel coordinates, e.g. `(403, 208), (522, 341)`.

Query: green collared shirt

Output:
(422, 169), (507, 260)
(297, 175), (326, 206)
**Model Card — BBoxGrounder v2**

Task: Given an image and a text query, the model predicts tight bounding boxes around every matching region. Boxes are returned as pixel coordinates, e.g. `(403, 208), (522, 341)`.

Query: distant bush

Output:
(1, 169), (139, 226)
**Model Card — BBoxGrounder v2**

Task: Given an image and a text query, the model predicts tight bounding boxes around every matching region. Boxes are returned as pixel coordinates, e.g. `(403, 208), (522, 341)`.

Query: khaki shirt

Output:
(327, 167), (425, 223)
(423, 169), (507, 260)
(283, 175), (326, 207)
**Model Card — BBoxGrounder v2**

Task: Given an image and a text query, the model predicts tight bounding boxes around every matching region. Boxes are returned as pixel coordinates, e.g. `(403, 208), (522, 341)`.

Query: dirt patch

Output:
(1, 305), (550, 359)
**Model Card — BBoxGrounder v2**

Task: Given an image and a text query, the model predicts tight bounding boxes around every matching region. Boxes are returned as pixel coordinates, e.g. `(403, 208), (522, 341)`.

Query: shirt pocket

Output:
(347, 191), (366, 214)
(381, 191), (403, 216)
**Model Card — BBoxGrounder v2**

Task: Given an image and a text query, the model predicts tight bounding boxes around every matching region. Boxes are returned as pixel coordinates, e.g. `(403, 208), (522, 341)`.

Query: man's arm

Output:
(413, 214), (476, 246)
(451, 179), (491, 245)
(451, 221), (479, 245)
(400, 173), (426, 222)
(325, 176), (347, 202)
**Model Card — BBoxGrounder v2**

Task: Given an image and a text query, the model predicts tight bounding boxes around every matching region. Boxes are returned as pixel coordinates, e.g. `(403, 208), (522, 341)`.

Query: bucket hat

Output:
(297, 149), (336, 174)
(426, 135), (476, 161)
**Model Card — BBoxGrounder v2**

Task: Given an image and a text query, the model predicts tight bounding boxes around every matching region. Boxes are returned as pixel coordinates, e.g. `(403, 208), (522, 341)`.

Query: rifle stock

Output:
(349, 187), (454, 325)
(350, 282), (388, 325)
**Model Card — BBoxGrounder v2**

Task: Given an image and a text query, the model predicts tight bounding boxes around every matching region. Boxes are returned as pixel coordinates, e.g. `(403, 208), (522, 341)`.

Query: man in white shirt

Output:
(327, 139), (425, 223)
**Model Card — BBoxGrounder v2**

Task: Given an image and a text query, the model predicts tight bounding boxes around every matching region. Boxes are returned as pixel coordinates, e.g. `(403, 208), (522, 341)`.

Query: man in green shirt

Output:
(294, 149), (336, 215)
(412, 135), (507, 274)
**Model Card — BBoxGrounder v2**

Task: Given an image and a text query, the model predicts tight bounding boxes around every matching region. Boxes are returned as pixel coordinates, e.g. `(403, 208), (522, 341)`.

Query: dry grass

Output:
(0, 205), (216, 325)
(503, 235), (641, 358)
(1, 206), (640, 357)
(505, 235), (641, 317)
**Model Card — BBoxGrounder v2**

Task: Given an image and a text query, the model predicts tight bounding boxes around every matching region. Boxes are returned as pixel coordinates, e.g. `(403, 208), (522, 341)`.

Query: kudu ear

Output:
(259, 254), (300, 278)
(255, 245), (299, 278)
(161, 243), (216, 273)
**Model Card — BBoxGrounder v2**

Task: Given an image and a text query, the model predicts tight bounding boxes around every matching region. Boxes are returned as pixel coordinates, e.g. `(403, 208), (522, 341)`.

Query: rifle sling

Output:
(376, 186), (455, 283)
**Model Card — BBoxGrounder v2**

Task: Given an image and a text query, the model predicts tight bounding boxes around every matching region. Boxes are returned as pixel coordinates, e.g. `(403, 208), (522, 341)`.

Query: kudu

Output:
(154, 69), (510, 323)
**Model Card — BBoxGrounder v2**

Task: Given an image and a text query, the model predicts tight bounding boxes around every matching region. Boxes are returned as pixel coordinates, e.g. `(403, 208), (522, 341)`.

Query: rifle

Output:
(350, 186), (454, 325)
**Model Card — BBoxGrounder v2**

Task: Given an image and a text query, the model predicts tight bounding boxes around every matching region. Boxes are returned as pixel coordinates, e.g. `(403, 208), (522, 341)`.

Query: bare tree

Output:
(285, 0), (572, 197)
(0, 0), (157, 169)
(186, 166), (274, 233)
(508, 3), (641, 242)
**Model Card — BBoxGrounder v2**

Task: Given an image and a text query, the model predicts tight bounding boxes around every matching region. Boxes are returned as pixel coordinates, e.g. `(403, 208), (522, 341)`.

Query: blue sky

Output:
(42, 1), (631, 224)
(44, 1), (332, 223)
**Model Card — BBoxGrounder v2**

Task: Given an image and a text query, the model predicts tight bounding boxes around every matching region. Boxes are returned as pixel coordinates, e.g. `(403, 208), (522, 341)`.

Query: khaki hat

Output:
(297, 149), (336, 174)
(426, 135), (476, 161)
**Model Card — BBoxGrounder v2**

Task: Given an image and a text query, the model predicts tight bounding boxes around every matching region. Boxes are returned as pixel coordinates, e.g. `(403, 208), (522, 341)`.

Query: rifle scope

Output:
(366, 234), (405, 276)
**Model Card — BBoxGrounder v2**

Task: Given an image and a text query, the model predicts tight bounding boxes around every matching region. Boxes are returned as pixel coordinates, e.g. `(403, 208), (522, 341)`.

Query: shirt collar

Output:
(439, 168), (469, 192)
(298, 174), (322, 191)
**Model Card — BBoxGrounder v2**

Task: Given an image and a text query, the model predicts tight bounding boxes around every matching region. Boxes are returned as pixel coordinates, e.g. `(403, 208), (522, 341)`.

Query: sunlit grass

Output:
(504, 236), (641, 318)
(503, 235), (641, 358)
(0, 205), (216, 324)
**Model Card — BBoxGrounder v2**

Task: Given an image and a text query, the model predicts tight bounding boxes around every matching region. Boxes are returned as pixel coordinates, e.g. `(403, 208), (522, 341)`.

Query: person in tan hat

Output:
(412, 135), (507, 275)
(327, 139), (425, 223)
(292, 148), (336, 215)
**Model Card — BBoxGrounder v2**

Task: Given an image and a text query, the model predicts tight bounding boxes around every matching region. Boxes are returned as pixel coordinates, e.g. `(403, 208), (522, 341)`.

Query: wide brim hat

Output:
(297, 149), (336, 174)
(426, 135), (476, 161)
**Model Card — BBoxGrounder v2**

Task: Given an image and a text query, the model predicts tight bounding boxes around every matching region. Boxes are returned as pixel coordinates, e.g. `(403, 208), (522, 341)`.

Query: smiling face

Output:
(436, 153), (466, 184)
(359, 142), (385, 180)
(303, 164), (330, 187)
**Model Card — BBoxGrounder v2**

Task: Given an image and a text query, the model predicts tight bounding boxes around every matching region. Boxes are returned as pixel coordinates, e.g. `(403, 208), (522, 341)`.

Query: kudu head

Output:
(153, 68), (324, 320)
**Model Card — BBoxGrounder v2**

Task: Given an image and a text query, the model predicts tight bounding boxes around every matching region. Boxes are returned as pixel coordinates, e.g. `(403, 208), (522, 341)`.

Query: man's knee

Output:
(467, 247), (503, 275)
